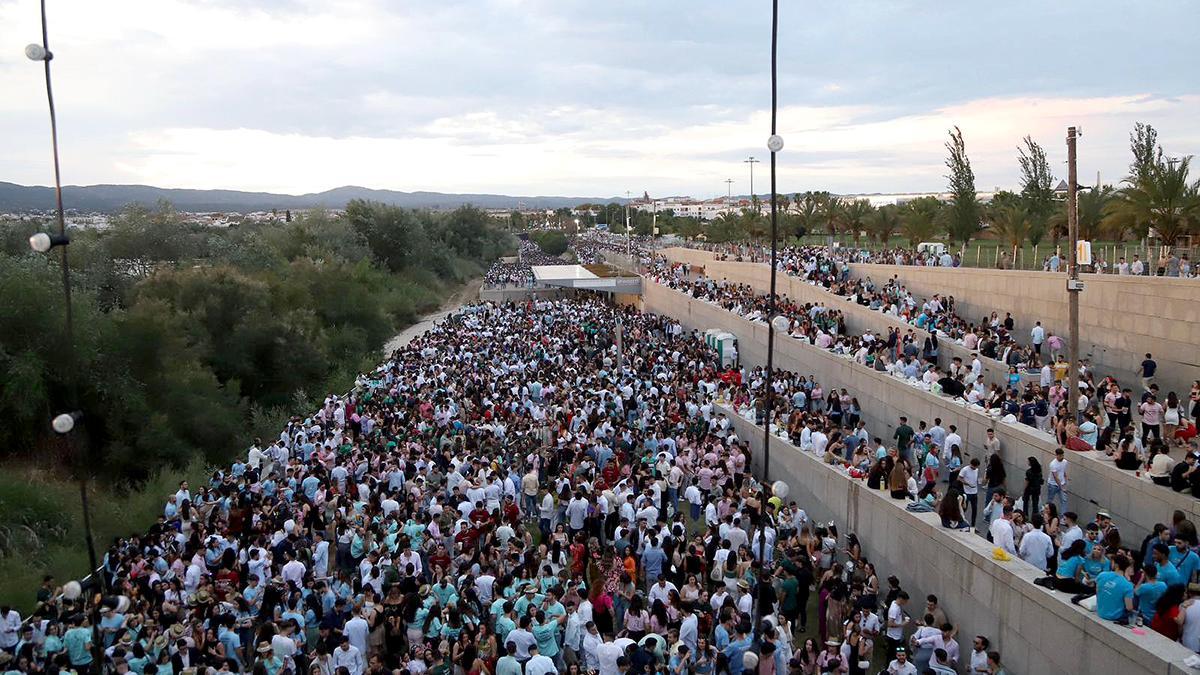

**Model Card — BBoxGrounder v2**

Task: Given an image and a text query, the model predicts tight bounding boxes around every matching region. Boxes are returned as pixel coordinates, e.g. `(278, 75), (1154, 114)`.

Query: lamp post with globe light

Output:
(25, 2), (106, 609)
(753, 0), (784, 649)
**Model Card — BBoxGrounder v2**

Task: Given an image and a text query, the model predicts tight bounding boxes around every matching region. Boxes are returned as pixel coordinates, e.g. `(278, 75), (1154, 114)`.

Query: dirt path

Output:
(383, 278), (482, 353)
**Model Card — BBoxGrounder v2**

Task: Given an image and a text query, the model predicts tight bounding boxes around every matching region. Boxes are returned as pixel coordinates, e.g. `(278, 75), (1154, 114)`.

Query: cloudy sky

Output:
(2, 0), (1197, 198)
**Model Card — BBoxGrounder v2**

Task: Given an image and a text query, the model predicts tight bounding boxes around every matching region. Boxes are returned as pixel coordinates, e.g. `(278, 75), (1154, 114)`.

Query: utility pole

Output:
(725, 178), (734, 198)
(1066, 126), (1080, 423)
(744, 156), (760, 207)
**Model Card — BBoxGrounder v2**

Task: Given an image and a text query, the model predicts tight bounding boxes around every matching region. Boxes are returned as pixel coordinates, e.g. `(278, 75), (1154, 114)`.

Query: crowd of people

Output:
(664, 244), (1200, 490)
(482, 241), (564, 288)
(570, 233), (656, 266)
(692, 241), (1197, 278)
(4, 294), (1020, 675)
(645, 256), (1200, 655)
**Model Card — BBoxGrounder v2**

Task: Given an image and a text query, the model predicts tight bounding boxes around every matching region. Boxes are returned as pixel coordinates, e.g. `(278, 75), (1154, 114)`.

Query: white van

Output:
(916, 242), (946, 257)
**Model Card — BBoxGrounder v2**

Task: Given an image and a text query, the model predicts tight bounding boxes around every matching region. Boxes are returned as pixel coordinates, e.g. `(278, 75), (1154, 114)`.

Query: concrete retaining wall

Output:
(657, 248), (1026, 393)
(847, 263), (1200, 397)
(635, 278), (1196, 673)
(717, 404), (1196, 675)
(643, 281), (1200, 544)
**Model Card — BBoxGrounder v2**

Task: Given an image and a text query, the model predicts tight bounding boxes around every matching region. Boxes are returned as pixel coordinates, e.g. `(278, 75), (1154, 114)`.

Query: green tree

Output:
(530, 230), (569, 256)
(868, 204), (900, 243)
(899, 196), (943, 244)
(1129, 122), (1163, 185)
(944, 126), (981, 245)
(1105, 156), (1200, 245)
(791, 191), (824, 240)
(840, 199), (875, 245)
(1017, 136), (1055, 246)
(988, 204), (1032, 261)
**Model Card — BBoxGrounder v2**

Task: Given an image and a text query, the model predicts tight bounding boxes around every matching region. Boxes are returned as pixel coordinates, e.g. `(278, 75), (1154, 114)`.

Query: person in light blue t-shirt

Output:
(1135, 565), (1167, 622)
(1094, 555), (1135, 622)
(1170, 539), (1200, 586)
(1151, 543), (1184, 588)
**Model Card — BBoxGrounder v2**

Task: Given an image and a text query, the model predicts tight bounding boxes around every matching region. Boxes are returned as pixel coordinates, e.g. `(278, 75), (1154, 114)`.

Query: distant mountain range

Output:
(0, 181), (629, 214)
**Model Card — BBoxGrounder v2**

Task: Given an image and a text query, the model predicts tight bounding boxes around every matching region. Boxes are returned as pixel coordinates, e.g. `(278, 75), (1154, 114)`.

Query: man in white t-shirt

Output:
(885, 592), (911, 654)
(1048, 448), (1068, 514)
(957, 458), (979, 529)
(988, 506), (1016, 554)
(967, 636), (991, 673)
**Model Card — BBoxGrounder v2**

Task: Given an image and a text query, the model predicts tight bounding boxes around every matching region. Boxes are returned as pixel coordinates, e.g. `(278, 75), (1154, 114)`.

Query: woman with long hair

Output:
(1022, 457), (1043, 517)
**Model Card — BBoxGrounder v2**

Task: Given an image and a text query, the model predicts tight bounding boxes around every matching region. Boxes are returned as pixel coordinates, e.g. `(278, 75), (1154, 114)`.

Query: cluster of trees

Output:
(978, 123), (1199, 259)
(0, 201), (512, 482)
(625, 122), (1199, 250)
(529, 230), (570, 256)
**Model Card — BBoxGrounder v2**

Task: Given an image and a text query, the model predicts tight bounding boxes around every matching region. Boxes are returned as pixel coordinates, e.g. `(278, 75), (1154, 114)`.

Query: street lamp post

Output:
(744, 156), (760, 209)
(27, 3), (107, 671)
(754, 0), (783, 647)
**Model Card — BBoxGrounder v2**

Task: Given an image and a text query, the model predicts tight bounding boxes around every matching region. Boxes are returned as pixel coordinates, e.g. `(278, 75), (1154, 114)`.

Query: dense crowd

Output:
(571, 233), (656, 266)
(645, 258), (1200, 655)
(482, 241), (564, 287)
(7, 296), (1018, 675)
(690, 241), (1197, 278)
(671, 244), (1200, 459)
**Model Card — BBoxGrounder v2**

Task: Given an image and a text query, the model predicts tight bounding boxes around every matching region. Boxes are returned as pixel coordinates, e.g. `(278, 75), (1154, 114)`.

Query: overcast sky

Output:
(2, 0), (1197, 198)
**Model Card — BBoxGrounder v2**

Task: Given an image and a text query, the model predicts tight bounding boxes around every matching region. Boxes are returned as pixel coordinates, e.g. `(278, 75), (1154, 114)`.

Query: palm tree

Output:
(1077, 185), (1116, 241)
(869, 204), (900, 243)
(988, 204), (1031, 263)
(792, 192), (823, 239)
(899, 196), (943, 245)
(1104, 157), (1200, 245)
(840, 199), (875, 246)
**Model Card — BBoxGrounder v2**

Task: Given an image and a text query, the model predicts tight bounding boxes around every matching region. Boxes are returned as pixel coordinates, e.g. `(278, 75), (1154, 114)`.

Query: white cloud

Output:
(1, 0), (1197, 197)
(104, 93), (1200, 197)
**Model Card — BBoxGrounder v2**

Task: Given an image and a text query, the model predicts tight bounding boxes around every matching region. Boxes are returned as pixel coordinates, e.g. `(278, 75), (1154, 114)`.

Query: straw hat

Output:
(257, 642), (273, 654)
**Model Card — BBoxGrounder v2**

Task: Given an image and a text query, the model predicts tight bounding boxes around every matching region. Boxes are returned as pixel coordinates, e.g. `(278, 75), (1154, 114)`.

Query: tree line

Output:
(586, 122), (1199, 249)
(0, 201), (512, 482)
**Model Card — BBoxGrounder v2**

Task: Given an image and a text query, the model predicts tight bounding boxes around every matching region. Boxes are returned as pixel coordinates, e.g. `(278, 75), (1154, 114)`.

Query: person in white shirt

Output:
(647, 578), (677, 606)
(988, 506), (1016, 554)
(331, 637), (364, 675)
(1047, 448), (1068, 515)
(524, 644), (557, 675)
(885, 593), (911, 653)
(581, 623), (603, 672)
(343, 608), (370, 659)
(596, 636), (632, 675)
(0, 606), (20, 651)
(1030, 322), (1045, 366)
(1018, 515), (1054, 572)
(967, 636), (991, 673)
(678, 604), (699, 653)
(957, 458), (979, 529)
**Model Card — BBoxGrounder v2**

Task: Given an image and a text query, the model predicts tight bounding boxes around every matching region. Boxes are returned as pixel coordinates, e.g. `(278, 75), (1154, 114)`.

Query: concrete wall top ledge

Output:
(643, 281), (1199, 545)
(716, 402), (1198, 674)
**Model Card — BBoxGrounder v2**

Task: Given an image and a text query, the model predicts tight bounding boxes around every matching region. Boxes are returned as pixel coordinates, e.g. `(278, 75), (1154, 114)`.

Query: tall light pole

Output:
(725, 178), (734, 198)
(754, 0), (783, 647)
(1066, 126), (1080, 422)
(27, 2), (106, 670)
(744, 157), (760, 209)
